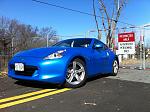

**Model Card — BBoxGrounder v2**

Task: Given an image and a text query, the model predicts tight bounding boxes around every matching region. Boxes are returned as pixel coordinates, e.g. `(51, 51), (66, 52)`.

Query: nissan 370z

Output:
(8, 38), (119, 88)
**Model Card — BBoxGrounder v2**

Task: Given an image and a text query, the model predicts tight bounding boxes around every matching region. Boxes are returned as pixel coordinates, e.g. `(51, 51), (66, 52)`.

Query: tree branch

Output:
(93, 0), (101, 40)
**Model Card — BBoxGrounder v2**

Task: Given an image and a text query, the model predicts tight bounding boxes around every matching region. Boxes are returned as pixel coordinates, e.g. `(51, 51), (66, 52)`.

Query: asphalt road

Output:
(0, 68), (150, 112)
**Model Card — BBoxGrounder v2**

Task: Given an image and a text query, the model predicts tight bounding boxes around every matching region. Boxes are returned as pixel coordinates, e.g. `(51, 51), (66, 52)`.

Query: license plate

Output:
(15, 63), (24, 71)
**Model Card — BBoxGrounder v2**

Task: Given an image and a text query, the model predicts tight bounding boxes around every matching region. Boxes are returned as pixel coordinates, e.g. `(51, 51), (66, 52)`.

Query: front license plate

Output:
(15, 63), (24, 71)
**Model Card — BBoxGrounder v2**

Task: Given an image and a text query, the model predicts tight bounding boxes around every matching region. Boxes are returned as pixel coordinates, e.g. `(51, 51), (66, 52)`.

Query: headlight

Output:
(44, 49), (66, 60)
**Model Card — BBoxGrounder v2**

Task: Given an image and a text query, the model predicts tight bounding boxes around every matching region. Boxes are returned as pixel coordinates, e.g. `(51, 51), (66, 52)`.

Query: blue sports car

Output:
(8, 38), (119, 88)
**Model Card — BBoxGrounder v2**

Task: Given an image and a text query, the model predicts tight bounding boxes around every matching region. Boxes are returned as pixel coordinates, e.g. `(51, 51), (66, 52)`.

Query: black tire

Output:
(111, 59), (119, 76)
(64, 58), (87, 88)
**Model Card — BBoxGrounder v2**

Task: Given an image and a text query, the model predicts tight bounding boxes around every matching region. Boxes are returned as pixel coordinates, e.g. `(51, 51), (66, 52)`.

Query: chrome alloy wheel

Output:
(66, 60), (85, 85)
(113, 60), (119, 74)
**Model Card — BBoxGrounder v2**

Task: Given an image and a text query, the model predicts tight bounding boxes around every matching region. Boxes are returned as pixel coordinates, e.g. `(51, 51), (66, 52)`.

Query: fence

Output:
(118, 53), (150, 69)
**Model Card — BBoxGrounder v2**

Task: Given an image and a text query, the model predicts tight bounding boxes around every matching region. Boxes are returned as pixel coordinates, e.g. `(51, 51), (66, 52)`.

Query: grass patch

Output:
(121, 59), (141, 65)
(121, 58), (150, 65)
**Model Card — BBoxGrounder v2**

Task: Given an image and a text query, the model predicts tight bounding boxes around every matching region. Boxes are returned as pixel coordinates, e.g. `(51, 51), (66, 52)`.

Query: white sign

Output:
(118, 42), (135, 54)
(118, 32), (135, 55)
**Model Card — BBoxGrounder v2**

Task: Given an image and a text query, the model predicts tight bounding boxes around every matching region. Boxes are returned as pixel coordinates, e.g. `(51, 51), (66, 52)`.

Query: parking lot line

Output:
(0, 89), (55, 104)
(0, 88), (71, 109)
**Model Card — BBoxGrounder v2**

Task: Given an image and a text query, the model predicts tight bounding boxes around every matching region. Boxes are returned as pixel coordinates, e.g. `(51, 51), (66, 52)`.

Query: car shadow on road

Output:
(14, 74), (111, 89)
(87, 73), (111, 82)
(15, 80), (63, 89)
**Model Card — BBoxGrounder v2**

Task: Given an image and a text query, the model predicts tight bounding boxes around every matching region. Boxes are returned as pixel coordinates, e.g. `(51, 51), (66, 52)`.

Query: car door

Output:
(91, 40), (109, 74)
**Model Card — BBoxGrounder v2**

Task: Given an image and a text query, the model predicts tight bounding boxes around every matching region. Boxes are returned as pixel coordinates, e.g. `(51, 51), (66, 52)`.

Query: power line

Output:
(97, 24), (150, 32)
(32, 0), (136, 27)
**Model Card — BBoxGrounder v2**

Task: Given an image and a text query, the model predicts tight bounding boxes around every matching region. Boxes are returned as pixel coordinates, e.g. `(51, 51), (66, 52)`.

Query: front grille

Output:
(10, 64), (38, 76)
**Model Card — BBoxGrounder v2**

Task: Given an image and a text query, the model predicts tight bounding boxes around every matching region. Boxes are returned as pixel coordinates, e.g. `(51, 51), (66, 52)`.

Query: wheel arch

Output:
(70, 56), (86, 65)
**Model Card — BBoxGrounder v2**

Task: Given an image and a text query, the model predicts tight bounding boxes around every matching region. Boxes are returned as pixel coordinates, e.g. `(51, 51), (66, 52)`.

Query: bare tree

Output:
(93, 0), (102, 40)
(38, 27), (57, 46)
(0, 16), (57, 54)
(39, 27), (56, 39)
(0, 16), (58, 71)
(0, 17), (12, 55)
(93, 0), (127, 48)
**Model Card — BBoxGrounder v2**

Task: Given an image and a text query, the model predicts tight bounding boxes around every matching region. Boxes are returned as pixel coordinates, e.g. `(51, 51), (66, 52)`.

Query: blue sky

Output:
(0, 0), (150, 43)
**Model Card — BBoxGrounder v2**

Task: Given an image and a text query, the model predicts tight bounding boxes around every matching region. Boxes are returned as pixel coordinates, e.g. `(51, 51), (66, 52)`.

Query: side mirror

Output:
(94, 44), (103, 49)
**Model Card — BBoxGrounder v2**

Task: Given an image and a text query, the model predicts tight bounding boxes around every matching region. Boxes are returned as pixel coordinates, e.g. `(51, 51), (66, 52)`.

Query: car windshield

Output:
(53, 39), (92, 48)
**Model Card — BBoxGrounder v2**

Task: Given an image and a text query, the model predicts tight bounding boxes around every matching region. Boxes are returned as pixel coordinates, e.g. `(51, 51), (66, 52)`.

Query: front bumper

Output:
(8, 56), (68, 84)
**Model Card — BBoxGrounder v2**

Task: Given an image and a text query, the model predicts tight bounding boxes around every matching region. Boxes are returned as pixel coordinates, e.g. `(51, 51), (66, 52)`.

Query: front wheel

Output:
(64, 58), (86, 88)
(111, 59), (119, 76)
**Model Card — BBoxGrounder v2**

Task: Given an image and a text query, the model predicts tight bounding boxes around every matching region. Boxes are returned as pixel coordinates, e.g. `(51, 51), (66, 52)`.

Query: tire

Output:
(64, 58), (87, 88)
(111, 59), (119, 76)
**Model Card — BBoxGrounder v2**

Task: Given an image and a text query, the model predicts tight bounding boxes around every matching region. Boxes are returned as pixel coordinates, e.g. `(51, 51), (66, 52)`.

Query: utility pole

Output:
(46, 33), (49, 47)
(118, 0), (120, 10)
(140, 27), (146, 70)
(11, 37), (14, 56)
(142, 28), (145, 69)
(142, 24), (150, 69)
(139, 32), (143, 69)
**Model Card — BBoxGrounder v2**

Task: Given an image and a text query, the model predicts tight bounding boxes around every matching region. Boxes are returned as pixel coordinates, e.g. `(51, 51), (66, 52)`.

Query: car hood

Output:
(15, 47), (67, 58)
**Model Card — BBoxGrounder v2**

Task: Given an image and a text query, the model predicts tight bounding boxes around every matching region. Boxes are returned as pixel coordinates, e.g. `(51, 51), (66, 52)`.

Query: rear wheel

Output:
(112, 59), (119, 76)
(64, 58), (86, 88)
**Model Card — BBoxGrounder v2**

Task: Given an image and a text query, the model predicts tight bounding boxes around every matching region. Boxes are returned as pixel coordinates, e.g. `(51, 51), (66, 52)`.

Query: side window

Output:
(93, 39), (108, 50)
(93, 40), (104, 49)
(93, 40), (102, 48)
(104, 44), (108, 50)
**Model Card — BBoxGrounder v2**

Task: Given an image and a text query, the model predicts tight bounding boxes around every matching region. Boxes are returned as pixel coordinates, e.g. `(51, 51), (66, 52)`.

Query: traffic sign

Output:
(118, 32), (135, 54)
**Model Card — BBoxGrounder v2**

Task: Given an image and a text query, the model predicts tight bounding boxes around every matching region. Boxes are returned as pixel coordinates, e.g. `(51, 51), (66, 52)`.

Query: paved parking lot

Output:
(0, 68), (150, 112)
(108, 68), (150, 84)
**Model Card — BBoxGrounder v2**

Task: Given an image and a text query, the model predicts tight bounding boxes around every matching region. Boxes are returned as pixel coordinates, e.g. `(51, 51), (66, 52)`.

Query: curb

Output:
(119, 66), (150, 70)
